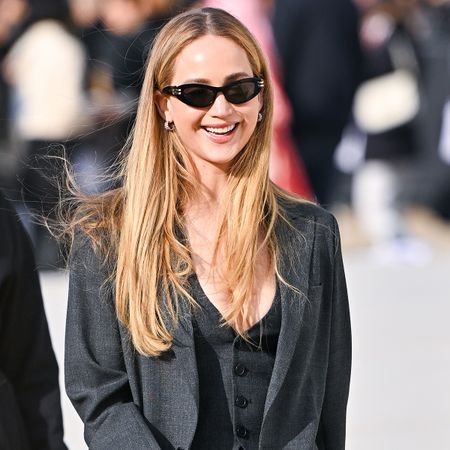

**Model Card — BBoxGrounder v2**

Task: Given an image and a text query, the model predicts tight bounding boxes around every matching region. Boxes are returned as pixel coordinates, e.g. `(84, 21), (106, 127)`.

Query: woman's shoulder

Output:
(69, 189), (122, 270)
(277, 197), (337, 228)
(276, 196), (341, 255)
(70, 226), (114, 276)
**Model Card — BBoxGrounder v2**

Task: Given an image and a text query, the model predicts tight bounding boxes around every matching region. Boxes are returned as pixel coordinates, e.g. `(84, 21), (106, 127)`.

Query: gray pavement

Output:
(40, 249), (450, 450)
(345, 250), (450, 450)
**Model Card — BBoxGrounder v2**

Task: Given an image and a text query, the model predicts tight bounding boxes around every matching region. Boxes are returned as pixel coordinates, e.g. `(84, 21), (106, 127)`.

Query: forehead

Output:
(171, 34), (254, 85)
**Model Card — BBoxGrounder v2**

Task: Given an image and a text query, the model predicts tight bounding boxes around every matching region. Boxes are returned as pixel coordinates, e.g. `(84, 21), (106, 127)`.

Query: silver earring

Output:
(257, 112), (263, 122)
(164, 120), (175, 131)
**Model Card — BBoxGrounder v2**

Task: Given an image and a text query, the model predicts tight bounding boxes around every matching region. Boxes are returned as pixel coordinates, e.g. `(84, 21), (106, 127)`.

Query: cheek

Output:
(240, 106), (259, 133)
(240, 100), (260, 122)
(241, 124), (257, 147)
(171, 109), (204, 149)
(171, 103), (202, 127)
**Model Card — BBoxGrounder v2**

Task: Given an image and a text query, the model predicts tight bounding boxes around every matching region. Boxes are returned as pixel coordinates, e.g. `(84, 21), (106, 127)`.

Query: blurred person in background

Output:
(2, 0), (87, 268)
(272, 0), (362, 206)
(97, 0), (187, 104)
(409, 0), (450, 220)
(351, 0), (450, 262)
(352, 0), (423, 258)
(0, 0), (28, 187)
(2, 0), (200, 269)
(0, 190), (66, 450)
(0, 0), (28, 55)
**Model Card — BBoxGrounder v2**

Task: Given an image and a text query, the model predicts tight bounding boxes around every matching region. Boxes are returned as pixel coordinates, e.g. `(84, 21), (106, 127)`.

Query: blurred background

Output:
(1, 0), (449, 448)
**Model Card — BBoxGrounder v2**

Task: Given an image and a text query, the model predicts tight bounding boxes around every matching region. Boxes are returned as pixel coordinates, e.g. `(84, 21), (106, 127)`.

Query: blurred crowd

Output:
(0, 0), (449, 268)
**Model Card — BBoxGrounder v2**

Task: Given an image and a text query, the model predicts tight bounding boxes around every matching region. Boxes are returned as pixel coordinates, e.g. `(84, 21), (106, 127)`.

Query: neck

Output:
(190, 161), (230, 211)
(183, 162), (231, 247)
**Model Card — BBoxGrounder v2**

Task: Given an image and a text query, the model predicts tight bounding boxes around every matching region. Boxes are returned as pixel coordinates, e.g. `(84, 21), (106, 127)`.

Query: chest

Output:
(188, 228), (276, 329)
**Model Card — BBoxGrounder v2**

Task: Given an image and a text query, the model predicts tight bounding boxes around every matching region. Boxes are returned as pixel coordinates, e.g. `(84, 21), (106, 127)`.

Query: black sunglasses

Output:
(161, 77), (264, 108)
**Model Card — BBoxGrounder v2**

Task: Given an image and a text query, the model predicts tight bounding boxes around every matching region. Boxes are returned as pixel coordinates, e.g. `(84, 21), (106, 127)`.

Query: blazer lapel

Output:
(165, 294), (199, 422)
(168, 225), (198, 407)
(263, 213), (315, 420)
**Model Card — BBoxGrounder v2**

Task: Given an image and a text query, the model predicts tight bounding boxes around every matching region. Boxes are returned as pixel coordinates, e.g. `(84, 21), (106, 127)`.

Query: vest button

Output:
(235, 395), (249, 408)
(234, 363), (248, 376)
(236, 425), (249, 439)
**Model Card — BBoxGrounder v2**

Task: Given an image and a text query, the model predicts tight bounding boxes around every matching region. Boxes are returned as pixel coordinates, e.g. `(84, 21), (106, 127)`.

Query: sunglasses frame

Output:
(161, 77), (264, 107)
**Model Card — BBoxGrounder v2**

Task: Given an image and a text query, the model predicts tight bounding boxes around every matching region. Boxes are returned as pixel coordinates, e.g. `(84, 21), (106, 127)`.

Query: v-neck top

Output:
(190, 275), (282, 450)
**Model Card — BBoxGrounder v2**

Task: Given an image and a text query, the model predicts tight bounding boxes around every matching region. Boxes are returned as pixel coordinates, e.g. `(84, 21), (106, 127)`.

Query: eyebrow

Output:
(180, 72), (253, 85)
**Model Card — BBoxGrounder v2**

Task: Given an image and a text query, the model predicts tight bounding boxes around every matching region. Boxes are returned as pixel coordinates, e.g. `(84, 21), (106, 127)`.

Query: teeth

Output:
(205, 124), (236, 134)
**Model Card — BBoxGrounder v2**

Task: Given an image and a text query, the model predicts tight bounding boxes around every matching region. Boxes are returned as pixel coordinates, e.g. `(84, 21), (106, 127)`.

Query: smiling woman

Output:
(62, 7), (351, 450)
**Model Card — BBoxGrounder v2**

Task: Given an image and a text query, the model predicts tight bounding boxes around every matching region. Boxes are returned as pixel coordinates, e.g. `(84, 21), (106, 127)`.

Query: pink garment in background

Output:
(203, 0), (313, 199)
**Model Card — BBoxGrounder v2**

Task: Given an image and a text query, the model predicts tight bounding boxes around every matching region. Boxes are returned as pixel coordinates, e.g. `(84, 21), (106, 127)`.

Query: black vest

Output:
(190, 275), (282, 450)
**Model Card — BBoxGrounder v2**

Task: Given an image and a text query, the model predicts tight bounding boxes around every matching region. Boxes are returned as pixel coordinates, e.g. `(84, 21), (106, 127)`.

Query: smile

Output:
(203, 124), (237, 135)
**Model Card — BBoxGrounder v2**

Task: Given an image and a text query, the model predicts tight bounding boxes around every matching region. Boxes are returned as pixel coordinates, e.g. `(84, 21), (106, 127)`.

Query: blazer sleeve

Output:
(65, 233), (162, 450)
(316, 216), (352, 450)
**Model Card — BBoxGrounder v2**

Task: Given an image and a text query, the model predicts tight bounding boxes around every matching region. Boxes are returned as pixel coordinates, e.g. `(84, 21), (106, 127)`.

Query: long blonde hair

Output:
(69, 7), (297, 356)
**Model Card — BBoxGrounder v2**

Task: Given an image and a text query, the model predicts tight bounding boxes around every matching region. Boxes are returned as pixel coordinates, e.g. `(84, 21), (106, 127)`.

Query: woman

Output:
(65, 7), (351, 450)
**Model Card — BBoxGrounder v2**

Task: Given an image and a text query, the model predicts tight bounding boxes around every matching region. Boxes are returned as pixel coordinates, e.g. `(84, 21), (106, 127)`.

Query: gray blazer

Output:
(65, 201), (351, 450)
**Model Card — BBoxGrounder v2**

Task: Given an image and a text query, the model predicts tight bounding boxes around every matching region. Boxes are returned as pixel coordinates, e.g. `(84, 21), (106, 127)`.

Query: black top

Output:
(190, 275), (281, 450)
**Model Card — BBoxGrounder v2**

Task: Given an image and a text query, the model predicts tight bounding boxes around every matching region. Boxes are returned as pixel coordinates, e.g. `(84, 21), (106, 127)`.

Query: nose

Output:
(209, 92), (234, 117)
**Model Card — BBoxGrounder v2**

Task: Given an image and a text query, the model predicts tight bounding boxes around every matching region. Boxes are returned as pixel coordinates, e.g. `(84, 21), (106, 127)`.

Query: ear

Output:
(155, 91), (172, 123)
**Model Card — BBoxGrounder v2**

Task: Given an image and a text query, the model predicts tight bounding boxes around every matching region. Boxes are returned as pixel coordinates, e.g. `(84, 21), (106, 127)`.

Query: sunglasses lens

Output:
(225, 80), (258, 104)
(181, 86), (215, 107)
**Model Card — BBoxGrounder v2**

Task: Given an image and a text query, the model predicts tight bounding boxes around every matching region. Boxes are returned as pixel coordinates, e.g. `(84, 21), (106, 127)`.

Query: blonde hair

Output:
(68, 7), (299, 356)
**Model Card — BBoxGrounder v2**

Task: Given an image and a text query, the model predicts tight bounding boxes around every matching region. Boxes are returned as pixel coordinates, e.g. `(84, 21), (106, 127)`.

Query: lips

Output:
(201, 123), (239, 144)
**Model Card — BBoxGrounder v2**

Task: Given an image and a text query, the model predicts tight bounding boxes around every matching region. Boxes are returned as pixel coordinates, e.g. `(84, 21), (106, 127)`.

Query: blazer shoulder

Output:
(277, 198), (340, 257)
(69, 227), (115, 292)
(70, 226), (112, 266)
(279, 198), (337, 228)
